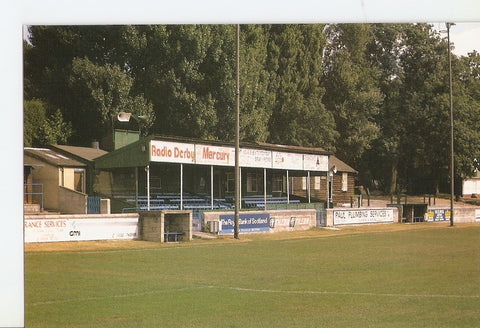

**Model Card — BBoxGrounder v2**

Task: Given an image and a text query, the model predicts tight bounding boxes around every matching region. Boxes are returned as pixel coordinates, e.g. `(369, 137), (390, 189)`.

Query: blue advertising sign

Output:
(219, 213), (271, 234)
(427, 209), (450, 221)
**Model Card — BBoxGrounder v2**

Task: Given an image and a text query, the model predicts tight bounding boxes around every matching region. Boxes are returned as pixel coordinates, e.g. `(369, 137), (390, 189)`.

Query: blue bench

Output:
(164, 232), (183, 242)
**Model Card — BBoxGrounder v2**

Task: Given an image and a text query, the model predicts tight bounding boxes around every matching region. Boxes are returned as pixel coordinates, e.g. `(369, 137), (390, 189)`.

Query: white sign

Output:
(195, 144), (235, 166)
(272, 215), (316, 231)
(240, 148), (272, 168)
(272, 151), (304, 170)
(25, 216), (139, 243)
(150, 140), (195, 163)
(148, 139), (328, 171)
(333, 209), (394, 225)
(303, 154), (329, 171)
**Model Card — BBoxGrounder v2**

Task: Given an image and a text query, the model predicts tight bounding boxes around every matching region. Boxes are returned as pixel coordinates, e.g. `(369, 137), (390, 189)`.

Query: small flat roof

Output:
(24, 148), (86, 167)
(49, 144), (108, 163)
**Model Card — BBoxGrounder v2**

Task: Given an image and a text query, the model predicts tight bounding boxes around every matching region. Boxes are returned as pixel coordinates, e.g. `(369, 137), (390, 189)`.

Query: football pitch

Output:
(25, 224), (480, 327)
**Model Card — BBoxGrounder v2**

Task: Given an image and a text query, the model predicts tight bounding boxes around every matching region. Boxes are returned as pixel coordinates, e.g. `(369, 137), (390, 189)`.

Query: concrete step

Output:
(24, 203), (41, 214)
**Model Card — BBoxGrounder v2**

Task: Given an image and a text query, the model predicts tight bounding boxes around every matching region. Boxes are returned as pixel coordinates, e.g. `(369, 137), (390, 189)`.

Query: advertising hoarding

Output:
(426, 209), (450, 221)
(25, 216), (139, 243)
(150, 140), (195, 164)
(239, 148), (272, 168)
(219, 213), (270, 234)
(272, 151), (304, 170)
(149, 139), (328, 172)
(195, 144), (235, 166)
(333, 209), (394, 225)
(303, 154), (329, 171)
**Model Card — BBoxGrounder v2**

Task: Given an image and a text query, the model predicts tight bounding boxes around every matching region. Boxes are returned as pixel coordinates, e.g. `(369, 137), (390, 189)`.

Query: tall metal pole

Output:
(234, 24), (241, 239)
(146, 165), (150, 210)
(447, 22), (455, 227)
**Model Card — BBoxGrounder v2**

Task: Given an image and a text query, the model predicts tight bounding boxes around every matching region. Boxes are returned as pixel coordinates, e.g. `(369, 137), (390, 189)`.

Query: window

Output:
(272, 175), (283, 192)
(342, 172), (348, 192)
(74, 168), (85, 193)
(301, 177), (307, 190)
(247, 173), (260, 193)
(226, 172), (235, 193)
(314, 176), (321, 190)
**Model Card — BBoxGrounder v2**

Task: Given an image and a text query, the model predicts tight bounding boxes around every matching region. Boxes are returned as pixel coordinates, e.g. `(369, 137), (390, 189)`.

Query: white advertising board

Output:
(272, 151), (304, 170)
(333, 209), (394, 225)
(148, 139), (328, 171)
(239, 148), (272, 168)
(150, 140), (195, 164)
(271, 215), (313, 231)
(303, 154), (329, 171)
(195, 144), (235, 166)
(25, 216), (139, 243)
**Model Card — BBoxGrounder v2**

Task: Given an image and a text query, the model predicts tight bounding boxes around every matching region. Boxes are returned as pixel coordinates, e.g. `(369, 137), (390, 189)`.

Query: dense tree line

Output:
(23, 24), (480, 195)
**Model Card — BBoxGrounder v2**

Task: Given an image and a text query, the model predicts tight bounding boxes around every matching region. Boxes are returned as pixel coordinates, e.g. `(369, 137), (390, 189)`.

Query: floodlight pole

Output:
(234, 24), (240, 239)
(447, 22), (455, 227)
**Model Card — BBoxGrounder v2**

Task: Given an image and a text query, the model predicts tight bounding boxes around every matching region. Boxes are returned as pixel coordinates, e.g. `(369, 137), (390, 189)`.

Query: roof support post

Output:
(135, 166), (139, 209)
(286, 170), (290, 204)
(146, 165), (150, 210)
(180, 163), (183, 210)
(211, 165), (214, 210)
(326, 170), (330, 209)
(307, 171), (311, 204)
(264, 168), (267, 211)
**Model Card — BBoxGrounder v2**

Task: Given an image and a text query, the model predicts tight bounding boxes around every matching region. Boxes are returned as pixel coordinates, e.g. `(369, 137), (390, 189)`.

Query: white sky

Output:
(449, 22), (480, 56)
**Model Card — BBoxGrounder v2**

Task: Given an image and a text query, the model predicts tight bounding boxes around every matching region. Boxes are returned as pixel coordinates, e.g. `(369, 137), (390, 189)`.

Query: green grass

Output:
(25, 225), (480, 327)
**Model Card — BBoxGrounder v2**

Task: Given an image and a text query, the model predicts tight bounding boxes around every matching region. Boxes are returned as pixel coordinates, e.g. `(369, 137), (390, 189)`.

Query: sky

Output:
(435, 22), (480, 56)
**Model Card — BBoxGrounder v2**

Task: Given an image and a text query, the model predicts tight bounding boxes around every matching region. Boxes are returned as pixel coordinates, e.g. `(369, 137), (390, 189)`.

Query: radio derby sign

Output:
(150, 140), (195, 164)
(219, 213), (270, 234)
(333, 209), (394, 225)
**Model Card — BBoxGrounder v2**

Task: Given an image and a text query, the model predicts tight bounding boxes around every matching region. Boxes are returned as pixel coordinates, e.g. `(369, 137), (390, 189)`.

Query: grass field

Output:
(25, 224), (480, 327)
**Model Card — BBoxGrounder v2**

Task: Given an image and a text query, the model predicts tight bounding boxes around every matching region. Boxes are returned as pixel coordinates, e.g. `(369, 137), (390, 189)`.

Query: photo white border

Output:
(3, 1), (479, 326)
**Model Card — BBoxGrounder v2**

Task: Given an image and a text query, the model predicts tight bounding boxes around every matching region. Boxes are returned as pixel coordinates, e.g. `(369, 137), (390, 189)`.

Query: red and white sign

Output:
(150, 140), (195, 164)
(195, 144), (235, 166)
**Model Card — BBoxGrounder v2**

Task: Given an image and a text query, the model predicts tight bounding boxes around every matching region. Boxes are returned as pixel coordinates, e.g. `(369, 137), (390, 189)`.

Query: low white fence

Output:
(24, 213), (139, 243)
(327, 208), (397, 226)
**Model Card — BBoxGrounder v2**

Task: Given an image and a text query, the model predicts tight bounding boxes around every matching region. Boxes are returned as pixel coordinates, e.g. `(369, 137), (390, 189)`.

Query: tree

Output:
(69, 57), (153, 144)
(364, 24), (410, 193)
(454, 51), (480, 180)
(267, 24), (337, 148)
(322, 24), (383, 169)
(24, 99), (72, 147)
(238, 25), (273, 143)
(24, 99), (47, 147)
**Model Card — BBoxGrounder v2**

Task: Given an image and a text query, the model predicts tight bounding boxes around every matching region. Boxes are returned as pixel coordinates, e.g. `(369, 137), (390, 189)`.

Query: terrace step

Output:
(24, 203), (41, 214)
